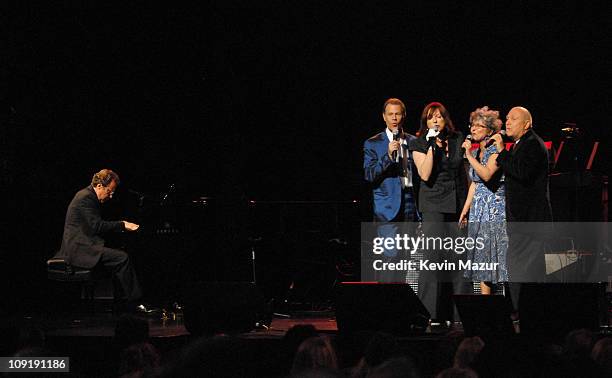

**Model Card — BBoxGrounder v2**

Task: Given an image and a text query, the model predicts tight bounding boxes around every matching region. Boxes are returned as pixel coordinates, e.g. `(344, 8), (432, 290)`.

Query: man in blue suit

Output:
(364, 98), (420, 282)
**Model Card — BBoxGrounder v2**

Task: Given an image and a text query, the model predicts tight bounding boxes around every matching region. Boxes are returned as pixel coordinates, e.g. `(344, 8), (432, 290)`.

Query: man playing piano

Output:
(55, 169), (146, 312)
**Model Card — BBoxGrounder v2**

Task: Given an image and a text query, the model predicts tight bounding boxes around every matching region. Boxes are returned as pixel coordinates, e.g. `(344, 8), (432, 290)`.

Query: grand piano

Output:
(106, 184), (362, 310)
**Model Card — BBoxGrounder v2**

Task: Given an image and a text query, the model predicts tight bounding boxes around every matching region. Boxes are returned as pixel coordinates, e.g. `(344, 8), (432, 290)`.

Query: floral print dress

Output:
(464, 145), (509, 283)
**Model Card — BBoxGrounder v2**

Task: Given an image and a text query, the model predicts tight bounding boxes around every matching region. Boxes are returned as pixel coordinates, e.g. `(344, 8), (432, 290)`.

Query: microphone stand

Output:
(248, 236), (262, 285)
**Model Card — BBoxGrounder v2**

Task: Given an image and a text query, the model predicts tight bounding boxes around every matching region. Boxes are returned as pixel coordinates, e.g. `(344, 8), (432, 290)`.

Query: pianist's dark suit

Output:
(56, 186), (141, 302)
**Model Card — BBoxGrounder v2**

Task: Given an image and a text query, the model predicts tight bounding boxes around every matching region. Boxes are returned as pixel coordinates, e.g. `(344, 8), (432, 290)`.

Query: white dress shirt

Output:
(385, 128), (412, 188)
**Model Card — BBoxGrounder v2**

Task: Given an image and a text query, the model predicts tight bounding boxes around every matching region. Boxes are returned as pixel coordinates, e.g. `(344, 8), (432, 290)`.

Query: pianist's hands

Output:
(123, 221), (140, 232)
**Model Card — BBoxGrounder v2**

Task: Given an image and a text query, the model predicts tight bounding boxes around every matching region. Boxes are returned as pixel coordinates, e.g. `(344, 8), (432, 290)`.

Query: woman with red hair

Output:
(409, 102), (470, 324)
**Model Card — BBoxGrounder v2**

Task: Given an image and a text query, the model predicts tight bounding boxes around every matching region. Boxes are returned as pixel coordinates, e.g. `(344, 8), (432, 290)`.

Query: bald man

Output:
(490, 107), (552, 311)
(491, 107), (552, 223)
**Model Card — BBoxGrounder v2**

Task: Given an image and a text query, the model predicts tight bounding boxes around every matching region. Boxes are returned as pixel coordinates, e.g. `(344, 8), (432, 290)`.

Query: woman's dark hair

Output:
(417, 102), (455, 138)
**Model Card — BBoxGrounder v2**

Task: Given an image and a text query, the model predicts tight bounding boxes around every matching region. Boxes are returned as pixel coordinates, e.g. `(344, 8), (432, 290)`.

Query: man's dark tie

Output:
(401, 146), (409, 178)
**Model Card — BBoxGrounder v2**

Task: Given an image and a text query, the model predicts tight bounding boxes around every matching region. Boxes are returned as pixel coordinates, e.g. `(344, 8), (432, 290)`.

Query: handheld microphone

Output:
(425, 126), (439, 141)
(435, 125), (450, 141)
(463, 135), (472, 158)
(425, 125), (440, 150)
(427, 126), (439, 138)
(485, 130), (506, 147)
(392, 127), (401, 161)
(431, 125), (439, 138)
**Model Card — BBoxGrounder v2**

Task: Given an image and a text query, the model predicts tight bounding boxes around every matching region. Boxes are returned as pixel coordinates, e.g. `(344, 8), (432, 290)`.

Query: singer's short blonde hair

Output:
(382, 98), (406, 117)
(470, 106), (502, 132)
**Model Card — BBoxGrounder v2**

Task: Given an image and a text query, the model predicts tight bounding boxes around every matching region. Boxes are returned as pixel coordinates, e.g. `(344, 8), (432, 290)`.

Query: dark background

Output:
(2, 1), (610, 311)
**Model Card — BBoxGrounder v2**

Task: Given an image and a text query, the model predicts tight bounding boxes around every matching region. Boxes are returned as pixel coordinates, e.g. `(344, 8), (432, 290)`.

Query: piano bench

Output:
(47, 258), (95, 300)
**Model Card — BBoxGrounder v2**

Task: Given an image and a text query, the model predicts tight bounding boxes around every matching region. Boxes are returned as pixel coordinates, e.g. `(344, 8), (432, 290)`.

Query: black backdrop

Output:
(2, 1), (610, 311)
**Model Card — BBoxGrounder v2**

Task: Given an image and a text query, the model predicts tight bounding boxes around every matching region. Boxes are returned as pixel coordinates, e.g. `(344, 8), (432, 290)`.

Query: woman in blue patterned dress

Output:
(459, 106), (508, 294)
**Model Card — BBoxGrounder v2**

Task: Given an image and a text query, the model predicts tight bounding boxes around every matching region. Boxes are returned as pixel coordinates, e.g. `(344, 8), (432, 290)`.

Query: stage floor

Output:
(15, 304), (462, 343)
(18, 305), (612, 341)
(40, 310), (340, 339)
(5, 307), (611, 378)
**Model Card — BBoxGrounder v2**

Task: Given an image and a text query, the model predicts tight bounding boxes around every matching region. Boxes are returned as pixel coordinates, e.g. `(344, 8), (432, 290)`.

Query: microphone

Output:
(393, 129), (400, 140)
(392, 127), (401, 161)
(426, 126), (439, 139)
(425, 125), (439, 150)
(436, 125), (449, 141)
(485, 130), (506, 147)
(161, 183), (176, 205)
(463, 135), (472, 158)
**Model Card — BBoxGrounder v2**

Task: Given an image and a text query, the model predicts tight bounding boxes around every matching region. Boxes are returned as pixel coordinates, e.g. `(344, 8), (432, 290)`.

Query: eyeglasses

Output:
(470, 123), (488, 129)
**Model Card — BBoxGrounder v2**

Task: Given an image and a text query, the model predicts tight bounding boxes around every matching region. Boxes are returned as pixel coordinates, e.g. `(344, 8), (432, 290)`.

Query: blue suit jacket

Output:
(364, 131), (417, 221)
